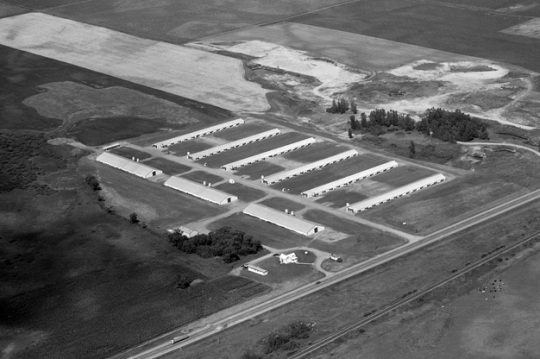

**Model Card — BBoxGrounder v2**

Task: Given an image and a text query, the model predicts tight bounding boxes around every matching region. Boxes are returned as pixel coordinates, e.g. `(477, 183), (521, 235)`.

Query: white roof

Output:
(96, 152), (162, 178)
(222, 137), (316, 170)
(302, 161), (398, 197)
(153, 119), (244, 148)
(347, 173), (446, 212)
(188, 129), (280, 160)
(262, 149), (358, 185)
(164, 176), (238, 205)
(243, 203), (324, 236)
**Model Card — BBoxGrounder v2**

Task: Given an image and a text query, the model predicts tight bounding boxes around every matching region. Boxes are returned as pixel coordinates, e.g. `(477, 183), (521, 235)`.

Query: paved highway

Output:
(114, 188), (540, 359)
(288, 228), (540, 358)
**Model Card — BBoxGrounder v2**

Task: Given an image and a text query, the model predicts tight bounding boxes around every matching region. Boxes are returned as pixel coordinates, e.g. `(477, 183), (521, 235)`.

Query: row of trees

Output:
(167, 226), (262, 263)
(349, 107), (489, 143)
(326, 98), (358, 114)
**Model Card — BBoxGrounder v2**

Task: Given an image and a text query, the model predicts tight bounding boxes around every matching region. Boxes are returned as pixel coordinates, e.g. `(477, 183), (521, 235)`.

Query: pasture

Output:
(0, 13), (270, 113)
(259, 197), (306, 212)
(271, 155), (388, 194)
(197, 132), (309, 168)
(110, 147), (153, 161)
(211, 122), (275, 141)
(234, 161), (286, 179)
(214, 182), (267, 202)
(371, 165), (437, 187)
(280, 141), (352, 163)
(293, 0), (540, 73)
(143, 157), (191, 175)
(181, 171), (223, 184)
(0, 3), (26, 18)
(168, 140), (213, 157)
(315, 189), (368, 208)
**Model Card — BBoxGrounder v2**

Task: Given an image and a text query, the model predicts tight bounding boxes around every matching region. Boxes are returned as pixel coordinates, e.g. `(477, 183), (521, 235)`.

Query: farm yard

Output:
(180, 170), (223, 185)
(371, 165), (437, 187)
(142, 157), (191, 176)
(259, 197), (306, 213)
(234, 161), (286, 179)
(110, 147), (152, 161)
(214, 182), (267, 202)
(167, 140), (213, 157)
(241, 255), (324, 287)
(315, 190), (368, 208)
(280, 141), (353, 163)
(211, 121), (275, 141)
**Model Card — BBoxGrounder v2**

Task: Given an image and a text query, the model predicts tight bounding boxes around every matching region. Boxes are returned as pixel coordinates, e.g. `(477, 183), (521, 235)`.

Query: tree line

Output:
(349, 107), (489, 143)
(167, 226), (263, 263)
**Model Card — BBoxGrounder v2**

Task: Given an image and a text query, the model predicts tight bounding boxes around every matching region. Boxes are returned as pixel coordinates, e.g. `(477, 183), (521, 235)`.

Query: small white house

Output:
(279, 253), (298, 264)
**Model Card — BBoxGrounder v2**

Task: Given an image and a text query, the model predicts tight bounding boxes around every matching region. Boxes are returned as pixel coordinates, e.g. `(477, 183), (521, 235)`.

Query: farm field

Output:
(234, 161), (286, 179)
(142, 157), (191, 175)
(214, 182), (267, 202)
(211, 122), (275, 141)
(315, 189), (368, 208)
(271, 155), (388, 194)
(167, 139), (213, 157)
(258, 197), (306, 212)
(180, 170), (223, 184)
(208, 213), (311, 249)
(280, 141), (352, 163)
(91, 162), (227, 228)
(293, 0), (540, 73)
(0, 3), (27, 18)
(241, 256), (324, 286)
(197, 132), (309, 168)
(110, 147), (153, 160)
(172, 198), (540, 359)
(0, 13), (270, 113)
(18, 0), (351, 43)
(371, 165), (437, 187)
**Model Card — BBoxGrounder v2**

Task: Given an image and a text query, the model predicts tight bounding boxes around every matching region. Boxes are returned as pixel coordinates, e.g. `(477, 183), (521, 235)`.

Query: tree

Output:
(348, 128), (353, 139)
(349, 115), (358, 130)
(85, 174), (101, 191)
(409, 141), (416, 158)
(175, 275), (191, 289)
(360, 112), (368, 129)
(351, 101), (358, 114)
(129, 212), (138, 224)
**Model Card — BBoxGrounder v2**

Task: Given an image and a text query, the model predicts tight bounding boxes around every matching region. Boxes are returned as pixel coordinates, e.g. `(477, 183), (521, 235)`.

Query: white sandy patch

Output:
(213, 40), (366, 100)
(501, 18), (540, 39)
(0, 13), (270, 113)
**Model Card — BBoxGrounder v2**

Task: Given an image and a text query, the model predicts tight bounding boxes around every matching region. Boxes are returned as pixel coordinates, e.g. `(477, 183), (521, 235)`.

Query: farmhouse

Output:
(221, 137), (316, 171)
(164, 176), (238, 205)
(301, 161), (399, 198)
(187, 129), (280, 160)
(96, 152), (162, 178)
(261, 149), (358, 185)
(347, 173), (446, 213)
(279, 253), (298, 264)
(152, 119), (244, 148)
(243, 203), (324, 236)
(245, 264), (268, 276)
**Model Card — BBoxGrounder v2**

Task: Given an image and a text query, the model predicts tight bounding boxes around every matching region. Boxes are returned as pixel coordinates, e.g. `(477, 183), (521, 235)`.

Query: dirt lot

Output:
(110, 147), (153, 161)
(214, 182), (267, 202)
(315, 189), (368, 208)
(280, 141), (352, 163)
(258, 197), (306, 212)
(211, 122), (275, 141)
(142, 157), (191, 175)
(372, 165), (437, 187)
(180, 170), (223, 185)
(173, 198), (540, 359)
(234, 161), (286, 179)
(0, 13), (270, 113)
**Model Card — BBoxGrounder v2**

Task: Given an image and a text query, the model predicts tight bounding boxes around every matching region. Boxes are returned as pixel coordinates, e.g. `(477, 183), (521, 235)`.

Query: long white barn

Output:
(187, 129), (280, 160)
(301, 160), (398, 198)
(261, 149), (358, 185)
(243, 203), (324, 236)
(221, 138), (316, 171)
(152, 119), (244, 148)
(347, 173), (446, 213)
(164, 176), (238, 205)
(96, 152), (162, 178)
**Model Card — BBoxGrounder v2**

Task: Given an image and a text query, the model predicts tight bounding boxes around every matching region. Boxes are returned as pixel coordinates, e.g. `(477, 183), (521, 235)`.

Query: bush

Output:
(129, 212), (138, 224)
(175, 275), (191, 289)
(85, 174), (101, 191)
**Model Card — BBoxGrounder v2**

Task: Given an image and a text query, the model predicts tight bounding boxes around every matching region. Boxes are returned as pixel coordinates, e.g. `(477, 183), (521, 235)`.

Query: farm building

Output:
(152, 119), (244, 148)
(301, 160), (398, 198)
(221, 138), (316, 171)
(346, 173), (446, 213)
(96, 152), (162, 178)
(164, 176), (238, 205)
(261, 149), (358, 185)
(187, 129), (280, 160)
(102, 143), (121, 151)
(279, 253), (298, 264)
(245, 264), (268, 276)
(243, 203), (324, 236)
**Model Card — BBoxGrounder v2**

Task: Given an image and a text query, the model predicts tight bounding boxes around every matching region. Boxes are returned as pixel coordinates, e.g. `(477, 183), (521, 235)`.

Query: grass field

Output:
(198, 132), (309, 168)
(211, 122), (275, 141)
(168, 139), (213, 157)
(142, 157), (191, 175)
(0, 3), (27, 18)
(371, 165), (437, 187)
(214, 182), (267, 202)
(240, 256), (323, 286)
(271, 155), (388, 194)
(258, 197), (306, 212)
(280, 141), (353, 163)
(110, 147), (153, 160)
(315, 190), (368, 208)
(180, 170), (223, 185)
(208, 213), (310, 249)
(293, 0), (540, 73)
(175, 197), (540, 359)
(0, 13), (270, 113)
(234, 161), (286, 179)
